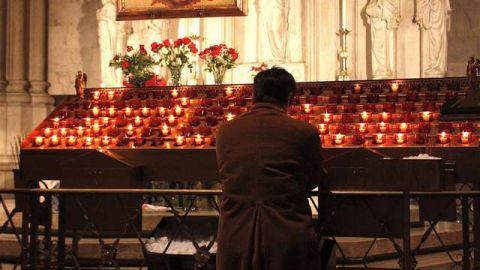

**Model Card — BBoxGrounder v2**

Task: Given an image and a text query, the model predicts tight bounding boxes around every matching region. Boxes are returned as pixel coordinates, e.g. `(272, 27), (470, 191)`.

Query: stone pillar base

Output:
(30, 81), (51, 94)
(5, 91), (31, 104)
(6, 80), (29, 93)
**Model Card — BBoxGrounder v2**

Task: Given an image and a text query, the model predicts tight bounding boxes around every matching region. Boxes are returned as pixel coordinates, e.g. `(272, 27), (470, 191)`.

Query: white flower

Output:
(176, 58), (182, 66)
(161, 47), (169, 55)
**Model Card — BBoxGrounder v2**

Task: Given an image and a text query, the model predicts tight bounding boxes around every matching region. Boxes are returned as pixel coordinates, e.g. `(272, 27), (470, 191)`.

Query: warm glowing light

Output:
(50, 135), (59, 146)
(321, 113), (332, 123)
(43, 128), (52, 137)
(333, 134), (345, 145)
(59, 128), (68, 137)
(378, 122), (389, 133)
(141, 107), (150, 117)
(226, 113), (235, 121)
(398, 123), (410, 133)
(174, 105), (183, 116)
(92, 91), (100, 100)
(102, 117), (110, 127)
(125, 107), (133, 117)
(357, 123), (368, 134)
(108, 107), (116, 117)
(391, 83), (399, 93)
(438, 132), (449, 144)
(107, 90), (115, 100)
(180, 97), (190, 107)
(161, 124), (171, 136)
(101, 136), (111, 146)
(360, 111), (371, 122)
(381, 112), (392, 123)
(52, 117), (60, 128)
(167, 115), (176, 126)
(126, 124), (135, 136)
(66, 136), (77, 146)
(460, 131), (472, 144)
(175, 136), (185, 146)
(421, 111), (433, 122)
(77, 126), (85, 136)
(353, 84), (361, 94)
(134, 116), (142, 126)
(194, 134), (204, 146)
(84, 137), (93, 146)
(92, 106), (100, 117)
(317, 124), (329, 135)
(34, 136), (44, 146)
(158, 107), (166, 117)
(394, 133), (406, 144)
(373, 133), (385, 144)
(92, 123), (101, 134)
(225, 87), (233, 97)
(171, 89), (179, 98)
(84, 117), (92, 127)
(302, 104), (313, 114)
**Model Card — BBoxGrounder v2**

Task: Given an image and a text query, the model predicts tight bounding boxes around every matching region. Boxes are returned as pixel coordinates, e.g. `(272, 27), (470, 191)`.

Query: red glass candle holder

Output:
(437, 132), (450, 144)
(101, 136), (111, 146)
(92, 91), (100, 101)
(174, 105), (183, 117)
(359, 111), (372, 123)
(397, 123), (411, 133)
(351, 134), (365, 145)
(194, 134), (205, 146)
(321, 113), (333, 124)
(356, 123), (369, 134)
(343, 104), (357, 113)
(459, 131), (473, 144)
(420, 111), (433, 122)
(317, 124), (329, 135)
(377, 122), (389, 133)
(33, 136), (44, 147)
(167, 115), (177, 126)
(332, 134), (345, 145)
(372, 133), (386, 144)
(226, 113), (236, 121)
(43, 128), (53, 137)
(224, 87), (233, 98)
(66, 136), (77, 146)
(49, 135), (60, 146)
(391, 83), (399, 93)
(170, 89), (179, 99)
(381, 112), (392, 123)
(180, 97), (190, 107)
(91, 107), (100, 118)
(161, 125), (171, 136)
(393, 133), (407, 144)
(174, 136), (186, 146)
(302, 104), (314, 114)
(353, 84), (362, 94)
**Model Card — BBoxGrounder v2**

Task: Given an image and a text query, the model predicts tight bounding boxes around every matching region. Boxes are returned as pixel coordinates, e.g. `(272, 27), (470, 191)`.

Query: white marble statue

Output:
(415, 0), (451, 77)
(257, 0), (292, 63)
(365, 0), (401, 79)
(97, 0), (118, 87)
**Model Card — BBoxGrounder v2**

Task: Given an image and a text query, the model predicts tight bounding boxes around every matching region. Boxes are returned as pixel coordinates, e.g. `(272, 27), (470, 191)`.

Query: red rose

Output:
(182, 37), (192, 44)
(174, 39), (182, 47)
(231, 52), (239, 61)
(163, 39), (171, 47)
(151, 42), (159, 52)
(126, 46), (133, 52)
(121, 60), (130, 69)
(189, 43), (198, 54)
(139, 44), (147, 54)
(211, 49), (221, 57)
(229, 48), (236, 55)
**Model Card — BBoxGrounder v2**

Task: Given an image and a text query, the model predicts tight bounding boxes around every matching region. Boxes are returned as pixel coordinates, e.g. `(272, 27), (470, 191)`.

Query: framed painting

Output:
(116, 0), (248, 20)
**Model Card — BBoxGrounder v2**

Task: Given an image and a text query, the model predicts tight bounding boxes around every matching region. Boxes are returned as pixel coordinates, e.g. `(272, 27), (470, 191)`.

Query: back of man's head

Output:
(253, 67), (296, 106)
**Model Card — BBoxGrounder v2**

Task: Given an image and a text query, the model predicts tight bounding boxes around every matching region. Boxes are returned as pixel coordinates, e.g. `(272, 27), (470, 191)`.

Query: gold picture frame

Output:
(116, 0), (248, 20)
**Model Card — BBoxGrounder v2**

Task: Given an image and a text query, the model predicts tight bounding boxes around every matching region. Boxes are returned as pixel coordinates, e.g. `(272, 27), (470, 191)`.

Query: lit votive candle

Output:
(141, 107), (150, 117)
(158, 107), (166, 117)
(50, 135), (59, 146)
(171, 89), (179, 98)
(43, 128), (52, 137)
(180, 97), (190, 107)
(92, 123), (101, 134)
(59, 128), (68, 137)
(317, 124), (329, 135)
(107, 90), (115, 100)
(175, 136), (185, 146)
(108, 107), (116, 117)
(421, 111), (433, 122)
(398, 123), (410, 133)
(126, 124), (135, 136)
(34, 136), (44, 147)
(92, 106), (100, 117)
(353, 84), (361, 94)
(102, 117), (110, 127)
(83, 136), (93, 146)
(378, 122), (389, 133)
(391, 83), (399, 93)
(437, 132), (450, 144)
(101, 136), (111, 146)
(134, 116), (142, 127)
(333, 134), (345, 145)
(161, 124), (171, 136)
(373, 133), (385, 144)
(167, 115), (177, 126)
(92, 91), (100, 100)
(125, 107), (133, 117)
(381, 112), (392, 123)
(321, 113), (332, 124)
(76, 126), (85, 136)
(460, 131), (472, 144)
(194, 134), (204, 146)
(174, 105), (183, 116)
(394, 133), (406, 144)
(66, 136), (77, 146)
(226, 113), (235, 121)
(84, 117), (92, 127)
(360, 111), (371, 123)
(302, 104), (313, 114)
(52, 117), (60, 128)
(356, 123), (368, 134)
(225, 86), (233, 97)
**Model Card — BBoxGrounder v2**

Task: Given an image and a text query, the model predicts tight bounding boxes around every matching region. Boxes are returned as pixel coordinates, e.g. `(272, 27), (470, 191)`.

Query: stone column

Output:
(6, 0), (29, 95)
(0, 0), (7, 96)
(29, 0), (53, 125)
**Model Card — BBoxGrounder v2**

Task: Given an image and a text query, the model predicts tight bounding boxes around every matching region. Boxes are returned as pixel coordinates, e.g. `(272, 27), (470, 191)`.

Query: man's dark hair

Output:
(253, 67), (296, 105)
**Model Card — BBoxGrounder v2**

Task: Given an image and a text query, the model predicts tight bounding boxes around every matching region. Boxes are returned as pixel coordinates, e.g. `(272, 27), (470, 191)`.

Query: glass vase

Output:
(169, 66), (183, 86)
(212, 67), (227, 85)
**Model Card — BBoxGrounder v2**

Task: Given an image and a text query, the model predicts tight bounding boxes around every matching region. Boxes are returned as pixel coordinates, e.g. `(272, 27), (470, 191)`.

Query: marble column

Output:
(0, 0), (7, 97)
(6, 0), (29, 96)
(29, 0), (53, 125)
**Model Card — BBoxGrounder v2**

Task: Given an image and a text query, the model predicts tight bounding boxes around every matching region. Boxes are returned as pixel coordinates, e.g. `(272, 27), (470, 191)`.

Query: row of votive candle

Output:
(90, 87), (236, 101)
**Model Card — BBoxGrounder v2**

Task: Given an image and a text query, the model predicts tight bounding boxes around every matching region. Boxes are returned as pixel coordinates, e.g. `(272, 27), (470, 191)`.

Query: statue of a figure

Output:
(97, 0), (117, 87)
(415, 0), (451, 77)
(75, 71), (87, 100)
(257, 0), (293, 63)
(365, 0), (400, 79)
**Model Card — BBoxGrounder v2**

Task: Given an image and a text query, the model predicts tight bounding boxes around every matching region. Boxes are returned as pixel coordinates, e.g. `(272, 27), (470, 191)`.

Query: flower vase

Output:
(169, 67), (183, 86)
(212, 67), (227, 85)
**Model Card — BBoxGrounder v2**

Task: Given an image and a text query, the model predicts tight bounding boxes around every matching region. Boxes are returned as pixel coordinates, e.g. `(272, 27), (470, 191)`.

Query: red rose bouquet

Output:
(250, 62), (269, 79)
(199, 44), (238, 84)
(151, 37), (198, 86)
(110, 45), (158, 87)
